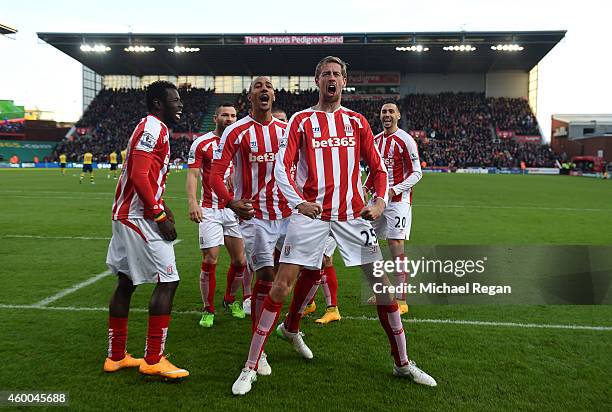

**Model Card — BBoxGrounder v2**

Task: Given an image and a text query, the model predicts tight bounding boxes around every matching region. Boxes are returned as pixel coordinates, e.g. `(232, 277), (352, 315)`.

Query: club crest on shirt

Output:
(279, 137), (288, 148)
(312, 126), (321, 138)
(284, 245), (291, 256)
(250, 137), (258, 151)
(410, 152), (419, 161)
(344, 124), (354, 136)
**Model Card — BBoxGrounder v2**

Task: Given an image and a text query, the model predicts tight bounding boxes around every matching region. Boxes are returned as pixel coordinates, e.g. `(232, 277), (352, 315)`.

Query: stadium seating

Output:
(57, 88), (559, 168)
(54, 88), (212, 162)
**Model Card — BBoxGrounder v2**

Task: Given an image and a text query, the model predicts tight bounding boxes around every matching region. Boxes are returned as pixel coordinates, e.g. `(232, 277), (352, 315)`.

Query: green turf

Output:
(1, 169), (611, 411)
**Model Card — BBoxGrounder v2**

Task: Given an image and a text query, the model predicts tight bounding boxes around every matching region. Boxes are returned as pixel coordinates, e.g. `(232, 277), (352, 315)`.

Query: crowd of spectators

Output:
(417, 137), (559, 168)
(54, 87), (212, 162)
(0, 121), (24, 134)
(55, 87), (558, 168)
(488, 97), (540, 135)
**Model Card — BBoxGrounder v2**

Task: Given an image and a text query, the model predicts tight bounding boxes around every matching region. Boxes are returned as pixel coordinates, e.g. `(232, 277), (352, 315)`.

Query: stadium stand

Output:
(54, 87), (212, 162)
(55, 87), (559, 168)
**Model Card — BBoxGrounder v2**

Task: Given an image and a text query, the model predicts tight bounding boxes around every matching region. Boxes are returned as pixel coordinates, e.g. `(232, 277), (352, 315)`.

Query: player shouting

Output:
(210, 76), (291, 377)
(232, 56), (436, 395)
(104, 80), (188, 380)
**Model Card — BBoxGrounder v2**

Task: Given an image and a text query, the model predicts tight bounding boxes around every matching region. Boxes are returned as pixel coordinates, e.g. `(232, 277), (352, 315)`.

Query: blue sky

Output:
(1, 0), (611, 140)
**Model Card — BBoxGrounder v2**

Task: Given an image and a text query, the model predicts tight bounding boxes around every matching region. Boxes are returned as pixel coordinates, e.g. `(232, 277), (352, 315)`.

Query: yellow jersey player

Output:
(120, 148), (127, 165)
(108, 151), (119, 179)
(59, 153), (67, 175)
(80, 151), (95, 184)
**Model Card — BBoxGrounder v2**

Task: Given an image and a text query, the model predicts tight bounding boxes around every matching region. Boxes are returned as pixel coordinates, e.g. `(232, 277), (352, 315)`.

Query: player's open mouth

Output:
(175, 111), (182, 119)
(327, 84), (337, 95)
(259, 94), (270, 102)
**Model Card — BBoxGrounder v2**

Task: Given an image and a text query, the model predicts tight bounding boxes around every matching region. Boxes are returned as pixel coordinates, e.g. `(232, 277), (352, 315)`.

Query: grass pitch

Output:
(1, 169), (611, 411)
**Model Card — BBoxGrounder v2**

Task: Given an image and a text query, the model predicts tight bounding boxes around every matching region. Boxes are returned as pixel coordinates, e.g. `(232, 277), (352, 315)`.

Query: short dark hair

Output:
(215, 102), (235, 115)
(146, 80), (177, 112)
(381, 100), (400, 111)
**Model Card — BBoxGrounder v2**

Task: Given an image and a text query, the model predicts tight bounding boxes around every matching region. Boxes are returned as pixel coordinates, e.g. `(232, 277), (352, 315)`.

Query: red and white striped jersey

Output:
(211, 115), (292, 220)
(111, 115), (170, 220)
(188, 131), (233, 209)
(275, 106), (388, 221)
(373, 128), (422, 203)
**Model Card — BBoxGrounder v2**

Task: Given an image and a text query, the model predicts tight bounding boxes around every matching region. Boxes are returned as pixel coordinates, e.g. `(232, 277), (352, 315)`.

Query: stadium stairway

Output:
(199, 93), (240, 133)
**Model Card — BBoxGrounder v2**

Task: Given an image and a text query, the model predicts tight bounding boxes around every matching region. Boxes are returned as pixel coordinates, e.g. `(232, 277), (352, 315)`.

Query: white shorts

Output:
(198, 207), (242, 249)
(241, 217), (289, 271)
(324, 236), (337, 257)
(106, 219), (180, 286)
(372, 201), (412, 240)
(280, 213), (383, 270)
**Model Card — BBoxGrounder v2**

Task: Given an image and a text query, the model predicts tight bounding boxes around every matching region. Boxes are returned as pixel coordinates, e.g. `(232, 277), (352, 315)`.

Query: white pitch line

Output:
(2, 235), (111, 240)
(32, 270), (113, 307)
(0, 304), (609, 331)
(29, 239), (182, 307)
(416, 203), (609, 213)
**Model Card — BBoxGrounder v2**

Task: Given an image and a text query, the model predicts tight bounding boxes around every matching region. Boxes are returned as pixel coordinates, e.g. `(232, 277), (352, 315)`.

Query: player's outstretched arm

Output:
(130, 152), (177, 241)
(185, 168), (203, 223)
(359, 116), (388, 204)
(274, 115), (307, 209)
(210, 126), (239, 205)
(391, 134), (423, 196)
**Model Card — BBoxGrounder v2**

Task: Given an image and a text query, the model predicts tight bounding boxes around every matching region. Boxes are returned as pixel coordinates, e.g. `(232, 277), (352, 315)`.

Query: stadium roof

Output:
(38, 31), (565, 76)
(1, 23), (17, 35)
(552, 114), (612, 125)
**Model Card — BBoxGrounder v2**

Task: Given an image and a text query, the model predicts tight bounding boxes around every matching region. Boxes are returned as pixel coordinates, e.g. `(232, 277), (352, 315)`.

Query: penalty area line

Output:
(0, 304), (609, 331)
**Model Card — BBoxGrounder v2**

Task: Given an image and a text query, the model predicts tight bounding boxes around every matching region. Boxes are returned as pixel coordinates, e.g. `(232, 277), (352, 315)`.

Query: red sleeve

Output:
(130, 152), (163, 216)
(359, 116), (388, 201)
(187, 139), (204, 169)
(210, 130), (239, 205)
(274, 116), (305, 208)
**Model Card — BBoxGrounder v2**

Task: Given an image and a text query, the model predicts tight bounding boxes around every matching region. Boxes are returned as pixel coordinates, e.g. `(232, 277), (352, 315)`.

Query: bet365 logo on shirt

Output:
(311, 136), (356, 149)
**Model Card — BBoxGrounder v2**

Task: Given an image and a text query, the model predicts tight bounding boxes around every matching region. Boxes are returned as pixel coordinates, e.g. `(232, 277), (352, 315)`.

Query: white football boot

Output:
(393, 360), (437, 386)
(243, 296), (252, 316)
(256, 352), (271, 376)
(276, 323), (313, 359)
(232, 368), (257, 395)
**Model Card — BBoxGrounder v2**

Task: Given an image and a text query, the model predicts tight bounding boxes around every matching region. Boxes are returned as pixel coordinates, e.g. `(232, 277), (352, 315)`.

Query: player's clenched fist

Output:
(157, 219), (178, 241)
(361, 198), (385, 221)
(296, 201), (323, 219)
(188, 200), (203, 223)
(228, 199), (255, 220)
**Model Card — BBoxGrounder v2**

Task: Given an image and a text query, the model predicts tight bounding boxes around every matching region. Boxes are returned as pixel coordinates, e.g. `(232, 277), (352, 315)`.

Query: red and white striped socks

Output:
(322, 266), (338, 307)
(284, 269), (322, 332)
(144, 314), (170, 365)
(377, 302), (409, 366)
(394, 254), (408, 301)
(245, 296), (282, 370)
(224, 264), (245, 303)
(108, 316), (128, 361)
(200, 262), (216, 312)
(251, 279), (273, 333)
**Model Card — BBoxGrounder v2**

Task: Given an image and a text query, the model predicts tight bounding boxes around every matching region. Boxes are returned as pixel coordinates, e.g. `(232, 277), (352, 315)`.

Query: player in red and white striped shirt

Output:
(232, 57), (436, 395)
(105, 81), (188, 379)
(187, 103), (248, 328)
(211, 76), (291, 377)
(366, 102), (423, 315)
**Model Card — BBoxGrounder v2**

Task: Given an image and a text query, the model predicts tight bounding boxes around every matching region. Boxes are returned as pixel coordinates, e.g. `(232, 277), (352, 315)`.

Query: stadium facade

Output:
(38, 31), (565, 116)
(551, 114), (612, 163)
